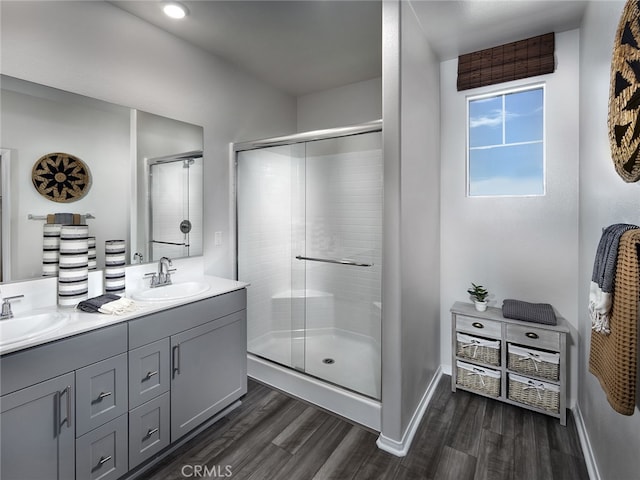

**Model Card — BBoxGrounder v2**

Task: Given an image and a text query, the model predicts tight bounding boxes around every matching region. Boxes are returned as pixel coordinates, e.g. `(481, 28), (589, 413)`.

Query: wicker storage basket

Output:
(456, 332), (500, 366)
(508, 344), (560, 381)
(456, 360), (501, 397)
(508, 373), (560, 413)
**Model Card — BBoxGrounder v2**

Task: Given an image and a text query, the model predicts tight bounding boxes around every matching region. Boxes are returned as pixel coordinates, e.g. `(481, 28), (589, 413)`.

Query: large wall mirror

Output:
(0, 75), (204, 282)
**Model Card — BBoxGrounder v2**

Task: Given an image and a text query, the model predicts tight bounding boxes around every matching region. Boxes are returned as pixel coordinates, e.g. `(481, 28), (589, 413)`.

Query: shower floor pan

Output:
(248, 327), (381, 430)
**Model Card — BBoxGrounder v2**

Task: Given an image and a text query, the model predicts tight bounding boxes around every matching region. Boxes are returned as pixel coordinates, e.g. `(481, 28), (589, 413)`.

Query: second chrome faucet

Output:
(145, 257), (175, 288)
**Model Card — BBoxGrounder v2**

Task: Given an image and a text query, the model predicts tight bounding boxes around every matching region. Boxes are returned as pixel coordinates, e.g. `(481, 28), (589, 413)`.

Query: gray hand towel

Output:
(77, 294), (121, 313)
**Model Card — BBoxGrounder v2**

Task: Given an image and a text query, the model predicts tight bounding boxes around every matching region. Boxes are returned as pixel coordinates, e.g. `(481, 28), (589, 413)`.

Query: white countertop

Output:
(0, 275), (248, 356)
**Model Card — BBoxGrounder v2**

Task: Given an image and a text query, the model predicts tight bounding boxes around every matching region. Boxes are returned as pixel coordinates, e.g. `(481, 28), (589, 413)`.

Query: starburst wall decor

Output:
(609, 0), (640, 183)
(32, 152), (91, 203)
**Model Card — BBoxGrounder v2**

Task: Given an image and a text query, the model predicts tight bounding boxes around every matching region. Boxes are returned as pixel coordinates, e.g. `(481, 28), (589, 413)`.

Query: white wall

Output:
(296, 77), (382, 132)
(398, 0), (441, 433)
(440, 30), (581, 405)
(578, 2), (640, 479)
(380, 0), (441, 449)
(1, 1), (297, 279)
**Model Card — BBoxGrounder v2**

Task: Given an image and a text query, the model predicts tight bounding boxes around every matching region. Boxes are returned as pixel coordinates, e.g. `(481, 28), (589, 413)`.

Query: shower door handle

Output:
(295, 255), (373, 267)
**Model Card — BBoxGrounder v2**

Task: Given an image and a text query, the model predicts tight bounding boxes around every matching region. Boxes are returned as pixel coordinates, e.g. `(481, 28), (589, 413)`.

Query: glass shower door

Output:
(237, 130), (382, 399)
(237, 143), (306, 370)
(298, 132), (383, 399)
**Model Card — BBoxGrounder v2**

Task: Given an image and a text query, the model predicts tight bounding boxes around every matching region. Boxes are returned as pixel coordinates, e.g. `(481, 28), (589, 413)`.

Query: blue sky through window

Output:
(468, 86), (544, 196)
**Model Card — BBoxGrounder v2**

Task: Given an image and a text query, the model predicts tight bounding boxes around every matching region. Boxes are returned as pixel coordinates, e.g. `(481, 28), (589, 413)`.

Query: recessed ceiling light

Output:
(163, 2), (188, 20)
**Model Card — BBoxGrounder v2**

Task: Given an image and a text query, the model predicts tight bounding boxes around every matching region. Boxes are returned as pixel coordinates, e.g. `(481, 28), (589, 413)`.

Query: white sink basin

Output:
(0, 311), (69, 346)
(131, 281), (210, 302)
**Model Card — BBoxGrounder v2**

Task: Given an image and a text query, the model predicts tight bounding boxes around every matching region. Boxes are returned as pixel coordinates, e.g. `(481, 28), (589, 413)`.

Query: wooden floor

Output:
(142, 376), (589, 480)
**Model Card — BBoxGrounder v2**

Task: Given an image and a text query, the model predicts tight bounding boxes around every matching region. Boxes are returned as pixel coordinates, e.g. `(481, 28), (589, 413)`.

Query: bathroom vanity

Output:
(0, 276), (247, 480)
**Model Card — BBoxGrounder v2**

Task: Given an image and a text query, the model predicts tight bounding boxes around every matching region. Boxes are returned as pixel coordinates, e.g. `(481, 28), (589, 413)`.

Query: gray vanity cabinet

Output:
(0, 323), (127, 480)
(0, 372), (75, 480)
(0, 287), (247, 479)
(170, 310), (246, 441)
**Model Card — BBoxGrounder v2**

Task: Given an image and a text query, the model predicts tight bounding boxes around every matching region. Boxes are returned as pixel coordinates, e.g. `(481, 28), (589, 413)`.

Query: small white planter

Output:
(474, 300), (488, 312)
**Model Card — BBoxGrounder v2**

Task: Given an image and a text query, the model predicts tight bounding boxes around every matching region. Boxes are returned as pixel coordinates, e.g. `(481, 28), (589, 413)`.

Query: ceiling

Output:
(109, 0), (588, 97)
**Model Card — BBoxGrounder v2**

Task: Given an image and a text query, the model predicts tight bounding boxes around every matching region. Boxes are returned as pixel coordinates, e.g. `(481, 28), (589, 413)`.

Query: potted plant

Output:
(467, 283), (489, 311)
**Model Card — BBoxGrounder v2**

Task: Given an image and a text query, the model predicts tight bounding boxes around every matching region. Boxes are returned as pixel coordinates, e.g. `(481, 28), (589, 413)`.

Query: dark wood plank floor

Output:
(141, 376), (589, 480)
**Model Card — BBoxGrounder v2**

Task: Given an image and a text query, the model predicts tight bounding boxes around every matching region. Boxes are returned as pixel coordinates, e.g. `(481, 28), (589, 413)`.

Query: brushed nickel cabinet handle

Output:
(145, 370), (159, 380)
(65, 386), (72, 428)
(58, 385), (72, 431)
(98, 455), (112, 465)
(146, 427), (159, 438)
(97, 391), (112, 400)
(472, 322), (484, 329)
(525, 332), (539, 339)
(172, 344), (181, 377)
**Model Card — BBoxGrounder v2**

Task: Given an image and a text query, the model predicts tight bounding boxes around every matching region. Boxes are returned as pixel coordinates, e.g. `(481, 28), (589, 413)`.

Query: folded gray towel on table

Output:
(502, 299), (557, 325)
(77, 294), (121, 313)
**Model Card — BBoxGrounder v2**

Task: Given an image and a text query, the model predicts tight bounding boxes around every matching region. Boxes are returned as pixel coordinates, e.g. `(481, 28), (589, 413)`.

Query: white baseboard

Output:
(573, 403), (601, 480)
(376, 366), (443, 457)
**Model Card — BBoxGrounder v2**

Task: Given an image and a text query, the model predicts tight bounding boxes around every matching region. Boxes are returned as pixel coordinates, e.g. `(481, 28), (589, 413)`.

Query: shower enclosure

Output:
(235, 121), (382, 404)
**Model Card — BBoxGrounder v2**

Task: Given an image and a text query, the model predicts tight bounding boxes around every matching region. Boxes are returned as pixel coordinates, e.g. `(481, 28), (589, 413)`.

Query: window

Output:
(467, 85), (545, 197)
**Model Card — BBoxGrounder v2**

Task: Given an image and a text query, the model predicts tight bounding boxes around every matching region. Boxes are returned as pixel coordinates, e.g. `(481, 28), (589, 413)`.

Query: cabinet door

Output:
(0, 372), (75, 480)
(75, 353), (128, 437)
(128, 338), (171, 409)
(170, 311), (246, 442)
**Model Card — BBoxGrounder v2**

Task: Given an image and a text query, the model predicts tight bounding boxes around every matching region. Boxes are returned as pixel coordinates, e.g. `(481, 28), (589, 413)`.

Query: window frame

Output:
(465, 82), (547, 198)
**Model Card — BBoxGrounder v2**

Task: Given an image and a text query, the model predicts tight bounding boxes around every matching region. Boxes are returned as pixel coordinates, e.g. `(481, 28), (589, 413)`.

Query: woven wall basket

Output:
(32, 152), (91, 203)
(609, 0), (640, 183)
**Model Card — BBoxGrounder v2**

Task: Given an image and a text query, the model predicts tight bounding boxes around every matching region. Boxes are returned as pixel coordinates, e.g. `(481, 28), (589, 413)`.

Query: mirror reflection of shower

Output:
(148, 151), (203, 262)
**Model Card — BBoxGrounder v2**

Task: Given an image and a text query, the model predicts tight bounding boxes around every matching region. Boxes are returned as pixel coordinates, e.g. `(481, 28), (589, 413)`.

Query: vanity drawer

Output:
(129, 392), (170, 469)
(456, 315), (502, 339)
(76, 353), (128, 437)
(76, 413), (128, 480)
(506, 324), (560, 351)
(128, 339), (170, 409)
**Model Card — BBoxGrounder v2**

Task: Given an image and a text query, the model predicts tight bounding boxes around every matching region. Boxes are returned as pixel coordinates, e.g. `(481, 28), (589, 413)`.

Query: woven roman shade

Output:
(457, 33), (555, 91)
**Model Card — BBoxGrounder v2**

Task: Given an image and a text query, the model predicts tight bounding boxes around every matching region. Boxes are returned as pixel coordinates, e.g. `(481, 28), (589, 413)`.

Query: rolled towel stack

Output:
(58, 224), (89, 307)
(502, 299), (557, 326)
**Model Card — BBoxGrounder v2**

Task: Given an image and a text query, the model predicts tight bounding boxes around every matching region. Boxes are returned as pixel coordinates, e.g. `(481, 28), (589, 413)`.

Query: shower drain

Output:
(322, 358), (335, 365)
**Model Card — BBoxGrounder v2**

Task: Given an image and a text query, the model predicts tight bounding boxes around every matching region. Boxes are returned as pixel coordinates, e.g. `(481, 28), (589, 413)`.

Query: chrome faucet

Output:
(144, 257), (175, 288)
(158, 256), (173, 285)
(0, 295), (24, 320)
